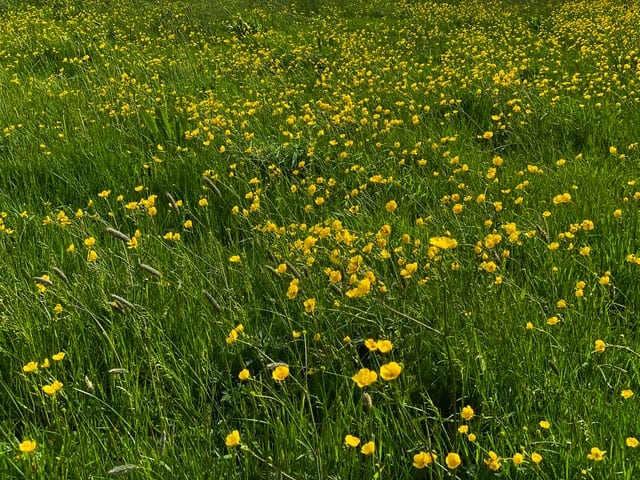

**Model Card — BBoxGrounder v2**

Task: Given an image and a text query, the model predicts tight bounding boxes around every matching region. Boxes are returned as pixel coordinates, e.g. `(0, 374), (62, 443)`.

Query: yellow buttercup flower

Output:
(587, 447), (605, 461)
(360, 441), (375, 456)
(345, 278), (371, 298)
(364, 338), (377, 351)
(225, 430), (240, 447)
(621, 389), (634, 399)
(385, 200), (397, 213)
(22, 361), (38, 373)
(272, 365), (289, 382)
(413, 451), (436, 468)
(303, 298), (316, 313)
(344, 435), (360, 447)
(379, 362), (402, 381)
(484, 451), (500, 471)
(376, 339), (393, 353)
(42, 380), (63, 396)
(461, 405), (474, 421)
(18, 440), (36, 453)
(445, 452), (461, 469)
(351, 368), (377, 388)
(429, 236), (458, 250)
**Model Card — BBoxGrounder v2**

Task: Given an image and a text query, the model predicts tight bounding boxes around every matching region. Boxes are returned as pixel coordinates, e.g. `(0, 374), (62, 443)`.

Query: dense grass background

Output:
(1, 0), (640, 478)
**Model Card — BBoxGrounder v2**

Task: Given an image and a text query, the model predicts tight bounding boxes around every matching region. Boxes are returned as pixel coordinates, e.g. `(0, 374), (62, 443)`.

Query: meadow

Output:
(1, 0), (640, 477)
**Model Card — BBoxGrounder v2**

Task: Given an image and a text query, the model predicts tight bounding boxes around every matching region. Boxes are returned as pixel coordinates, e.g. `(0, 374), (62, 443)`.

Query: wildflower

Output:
(198, 197), (208, 207)
(51, 352), (65, 362)
(87, 250), (98, 262)
(345, 435), (360, 447)
(539, 420), (551, 429)
(413, 451), (436, 468)
(613, 209), (622, 218)
(225, 430), (240, 447)
(379, 362), (402, 381)
(360, 441), (375, 455)
(40, 358), (50, 368)
(303, 298), (316, 313)
(286, 279), (300, 299)
(547, 316), (560, 326)
(626, 437), (639, 448)
(484, 451), (500, 471)
(229, 255), (241, 264)
(429, 236), (458, 250)
(467, 433), (477, 442)
(458, 425), (469, 434)
(552, 193), (572, 205)
(587, 447), (605, 461)
(364, 338), (378, 351)
(327, 269), (341, 283)
(594, 340), (606, 353)
(526, 322), (534, 330)
(621, 389), (634, 399)
(461, 405), (474, 421)
(272, 365), (289, 382)
(482, 131), (494, 139)
(238, 369), (250, 381)
(512, 452), (524, 465)
(226, 329), (238, 344)
(400, 262), (418, 278)
(345, 278), (371, 298)
(531, 452), (543, 464)
(445, 452), (461, 469)
(18, 440), (36, 453)
(352, 368), (377, 388)
(163, 232), (180, 241)
(22, 361), (38, 373)
(385, 200), (398, 213)
(376, 340), (393, 353)
(184, 220), (193, 229)
(42, 380), (63, 396)
(67, 243), (75, 253)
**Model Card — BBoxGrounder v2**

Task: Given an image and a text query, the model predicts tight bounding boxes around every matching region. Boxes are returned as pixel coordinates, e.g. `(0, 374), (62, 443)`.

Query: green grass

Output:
(1, 0), (640, 478)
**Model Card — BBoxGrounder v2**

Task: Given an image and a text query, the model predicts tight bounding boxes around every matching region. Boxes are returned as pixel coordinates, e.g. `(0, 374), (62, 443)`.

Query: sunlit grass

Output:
(1, 0), (640, 477)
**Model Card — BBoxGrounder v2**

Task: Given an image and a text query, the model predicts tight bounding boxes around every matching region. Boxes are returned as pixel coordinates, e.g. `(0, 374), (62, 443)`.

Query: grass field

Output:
(1, 0), (640, 477)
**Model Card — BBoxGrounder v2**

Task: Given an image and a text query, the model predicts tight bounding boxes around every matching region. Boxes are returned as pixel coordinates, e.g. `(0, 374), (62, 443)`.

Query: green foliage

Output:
(1, 0), (640, 478)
